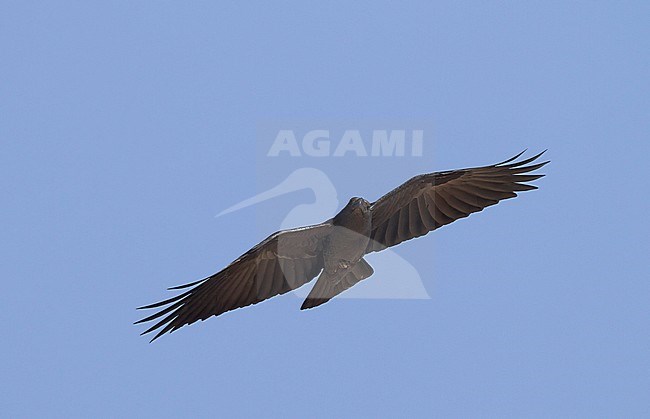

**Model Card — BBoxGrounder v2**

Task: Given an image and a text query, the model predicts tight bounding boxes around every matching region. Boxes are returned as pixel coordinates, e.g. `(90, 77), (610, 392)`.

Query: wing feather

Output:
(417, 194), (437, 231)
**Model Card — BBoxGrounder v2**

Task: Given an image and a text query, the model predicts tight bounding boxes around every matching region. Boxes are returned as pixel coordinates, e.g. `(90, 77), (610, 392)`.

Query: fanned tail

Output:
(301, 258), (374, 310)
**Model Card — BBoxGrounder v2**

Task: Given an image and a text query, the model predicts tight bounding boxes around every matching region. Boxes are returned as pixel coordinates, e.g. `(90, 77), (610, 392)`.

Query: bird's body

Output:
(302, 197), (374, 309)
(137, 151), (549, 341)
(325, 198), (371, 274)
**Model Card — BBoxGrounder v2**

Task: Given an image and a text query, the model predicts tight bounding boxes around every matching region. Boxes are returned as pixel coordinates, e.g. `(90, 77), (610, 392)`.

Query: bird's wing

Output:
(136, 222), (331, 341)
(366, 150), (549, 252)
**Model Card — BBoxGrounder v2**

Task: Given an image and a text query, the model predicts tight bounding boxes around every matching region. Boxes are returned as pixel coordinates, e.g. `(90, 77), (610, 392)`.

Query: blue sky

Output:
(2, 1), (649, 417)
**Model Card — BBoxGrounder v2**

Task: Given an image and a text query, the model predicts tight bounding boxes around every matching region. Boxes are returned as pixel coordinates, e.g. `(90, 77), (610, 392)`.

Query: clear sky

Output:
(2, 1), (649, 417)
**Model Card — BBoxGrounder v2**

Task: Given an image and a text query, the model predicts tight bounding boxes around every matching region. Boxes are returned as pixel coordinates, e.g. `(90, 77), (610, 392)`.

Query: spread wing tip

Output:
(140, 324), (175, 343)
(167, 277), (207, 290)
(497, 150), (548, 168)
(135, 285), (199, 341)
(138, 310), (184, 342)
(496, 149), (528, 165)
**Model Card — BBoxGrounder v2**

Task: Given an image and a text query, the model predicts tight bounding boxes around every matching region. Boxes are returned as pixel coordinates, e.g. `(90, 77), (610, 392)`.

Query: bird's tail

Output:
(301, 258), (374, 310)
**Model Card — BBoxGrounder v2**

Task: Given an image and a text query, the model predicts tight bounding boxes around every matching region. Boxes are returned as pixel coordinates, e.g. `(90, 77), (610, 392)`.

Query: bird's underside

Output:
(136, 150), (549, 341)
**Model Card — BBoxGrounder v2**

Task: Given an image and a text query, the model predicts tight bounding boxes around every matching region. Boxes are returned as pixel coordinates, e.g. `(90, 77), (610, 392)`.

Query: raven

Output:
(136, 151), (548, 341)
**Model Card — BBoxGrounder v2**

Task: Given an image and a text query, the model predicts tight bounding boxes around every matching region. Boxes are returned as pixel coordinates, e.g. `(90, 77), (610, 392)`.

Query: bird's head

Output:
(347, 197), (371, 212)
(333, 197), (372, 227)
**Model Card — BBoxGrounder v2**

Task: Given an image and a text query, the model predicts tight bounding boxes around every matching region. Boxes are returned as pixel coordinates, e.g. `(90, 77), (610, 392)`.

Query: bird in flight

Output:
(136, 150), (548, 341)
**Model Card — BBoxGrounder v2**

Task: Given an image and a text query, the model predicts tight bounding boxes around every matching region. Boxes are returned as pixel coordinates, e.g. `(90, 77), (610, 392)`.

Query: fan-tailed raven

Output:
(137, 151), (548, 341)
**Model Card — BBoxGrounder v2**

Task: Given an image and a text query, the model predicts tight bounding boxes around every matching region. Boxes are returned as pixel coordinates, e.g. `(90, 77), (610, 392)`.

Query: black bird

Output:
(137, 151), (548, 341)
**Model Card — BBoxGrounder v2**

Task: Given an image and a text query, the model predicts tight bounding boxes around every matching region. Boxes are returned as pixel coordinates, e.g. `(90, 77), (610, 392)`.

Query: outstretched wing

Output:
(136, 222), (331, 341)
(367, 151), (549, 252)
